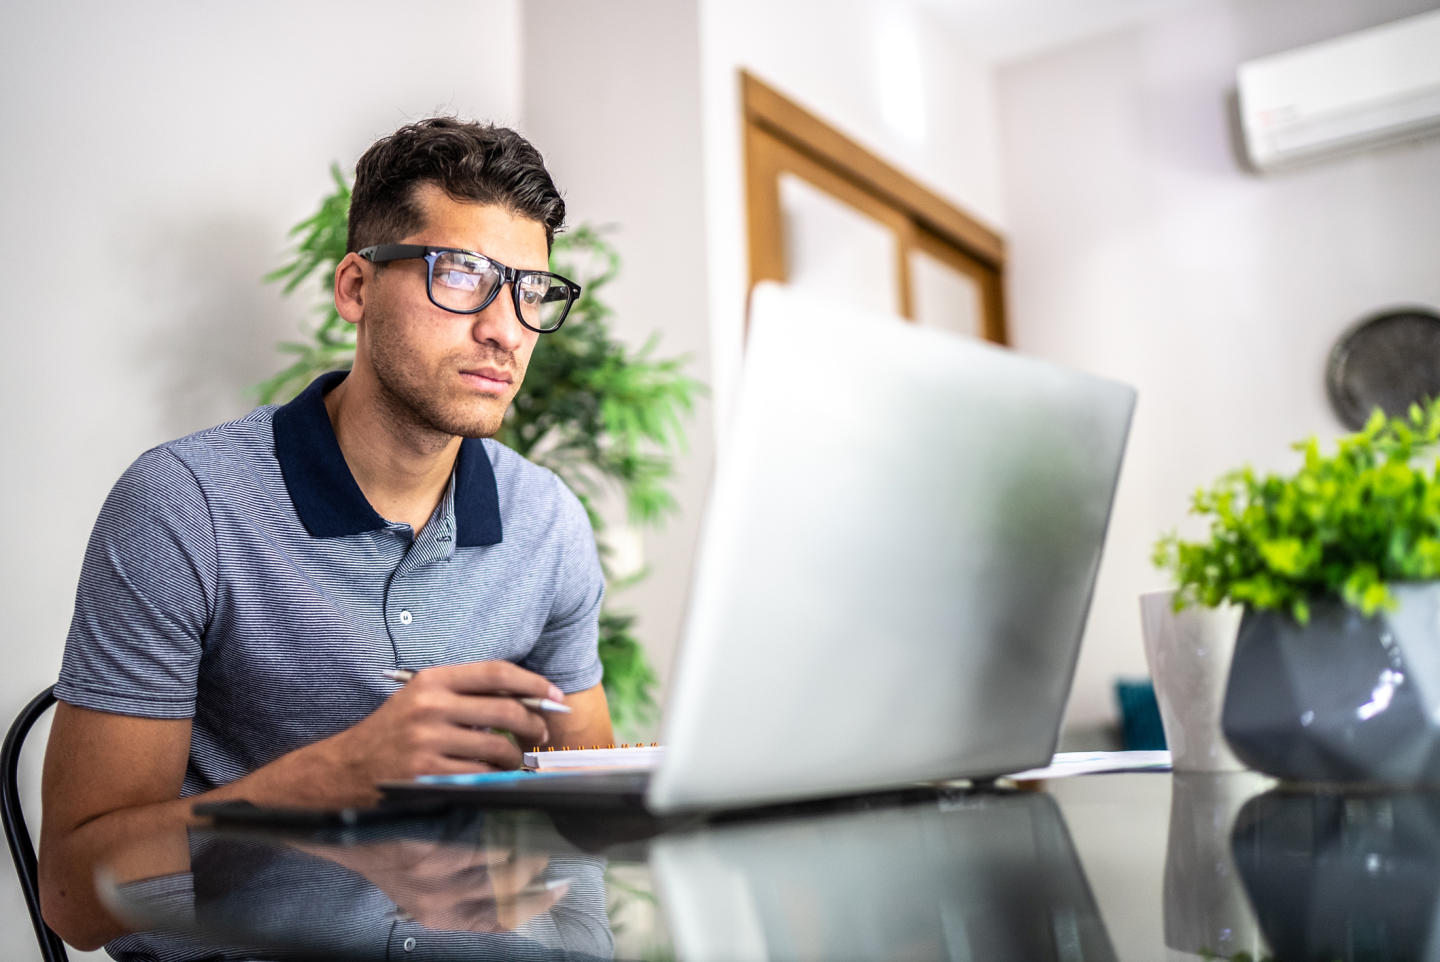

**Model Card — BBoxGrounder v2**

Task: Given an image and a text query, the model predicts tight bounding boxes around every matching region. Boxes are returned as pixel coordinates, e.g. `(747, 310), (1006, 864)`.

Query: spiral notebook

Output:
(522, 745), (666, 771)
(382, 283), (1135, 815)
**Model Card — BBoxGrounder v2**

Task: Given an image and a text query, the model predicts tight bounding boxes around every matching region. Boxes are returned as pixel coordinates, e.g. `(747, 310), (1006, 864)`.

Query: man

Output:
(39, 118), (614, 950)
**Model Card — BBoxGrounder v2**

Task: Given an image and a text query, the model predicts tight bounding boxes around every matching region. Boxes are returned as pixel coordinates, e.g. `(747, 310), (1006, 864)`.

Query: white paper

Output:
(1002, 750), (1173, 781)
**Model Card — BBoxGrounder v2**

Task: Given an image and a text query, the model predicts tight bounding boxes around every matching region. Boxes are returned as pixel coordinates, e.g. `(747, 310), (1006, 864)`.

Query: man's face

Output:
(358, 184), (547, 440)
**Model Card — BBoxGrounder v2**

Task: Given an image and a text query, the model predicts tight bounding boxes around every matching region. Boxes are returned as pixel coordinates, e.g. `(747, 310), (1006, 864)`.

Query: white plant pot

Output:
(1140, 590), (1244, 772)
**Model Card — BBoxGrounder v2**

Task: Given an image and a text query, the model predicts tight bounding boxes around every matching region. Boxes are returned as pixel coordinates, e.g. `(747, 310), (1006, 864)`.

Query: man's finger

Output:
(440, 694), (549, 747)
(485, 853), (549, 898)
(454, 881), (569, 932)
(429, 728), (526, 771)
(430, 660), (566, 702)
(493, 882), (570, 930)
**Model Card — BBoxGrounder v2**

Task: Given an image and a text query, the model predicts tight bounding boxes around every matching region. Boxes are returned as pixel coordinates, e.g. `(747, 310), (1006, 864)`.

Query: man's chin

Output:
(456, 423), (502, 440)
(439, 413), (505, 440)
(436, 401), (509, 440)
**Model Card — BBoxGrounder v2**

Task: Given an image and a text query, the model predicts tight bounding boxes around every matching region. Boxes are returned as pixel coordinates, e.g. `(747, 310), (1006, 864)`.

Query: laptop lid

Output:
(646, 283), (1135, 813)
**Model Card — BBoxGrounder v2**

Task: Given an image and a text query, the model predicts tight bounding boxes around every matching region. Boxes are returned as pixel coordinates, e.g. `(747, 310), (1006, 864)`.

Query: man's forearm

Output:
(40, 734), (360, 948)
(41, 792), (197, 949)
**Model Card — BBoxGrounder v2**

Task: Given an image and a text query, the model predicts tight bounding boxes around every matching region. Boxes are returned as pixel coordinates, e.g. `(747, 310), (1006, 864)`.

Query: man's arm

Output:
(40, 708), (196, 949)
(540, 683), (614, 750)
(39, 660), (561, 950)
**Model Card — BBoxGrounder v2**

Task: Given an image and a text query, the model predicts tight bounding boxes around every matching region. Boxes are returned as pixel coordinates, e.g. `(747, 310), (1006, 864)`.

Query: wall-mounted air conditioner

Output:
(1237, 9), (1440, 172)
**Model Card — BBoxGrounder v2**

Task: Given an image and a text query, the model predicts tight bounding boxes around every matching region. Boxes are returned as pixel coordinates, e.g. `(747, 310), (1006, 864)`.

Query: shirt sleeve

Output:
(521, 473), (605, 694)
(56, 446), (218, 718)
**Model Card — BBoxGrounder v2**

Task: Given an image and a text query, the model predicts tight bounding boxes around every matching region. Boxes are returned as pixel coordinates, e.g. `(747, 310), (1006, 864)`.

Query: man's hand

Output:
(300, 837), (567, 933)
(320, 661), (565, 794)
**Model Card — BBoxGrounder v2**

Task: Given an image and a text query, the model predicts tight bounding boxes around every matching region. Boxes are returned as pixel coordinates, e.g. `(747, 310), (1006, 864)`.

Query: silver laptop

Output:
(384, 282), (1135, 814)
(646, 283), (1134, 811)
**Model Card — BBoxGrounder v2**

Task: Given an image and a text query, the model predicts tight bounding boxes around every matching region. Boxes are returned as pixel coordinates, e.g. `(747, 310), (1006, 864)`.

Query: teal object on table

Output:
(1114, 678), (1167, 751)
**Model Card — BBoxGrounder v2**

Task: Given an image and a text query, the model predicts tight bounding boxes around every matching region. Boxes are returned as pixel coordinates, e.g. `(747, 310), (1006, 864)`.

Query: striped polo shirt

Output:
(56, 371), (604, 798)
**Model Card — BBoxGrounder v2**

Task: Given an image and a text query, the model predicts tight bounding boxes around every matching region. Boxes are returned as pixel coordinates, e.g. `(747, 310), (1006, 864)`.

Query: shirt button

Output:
(398, 610), (413, 625)
(403, 936), (417, 951)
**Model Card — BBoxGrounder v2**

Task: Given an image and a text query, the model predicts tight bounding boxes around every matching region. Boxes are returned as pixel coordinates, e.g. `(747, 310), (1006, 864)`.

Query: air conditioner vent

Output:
(1238, 10), (1440, 172)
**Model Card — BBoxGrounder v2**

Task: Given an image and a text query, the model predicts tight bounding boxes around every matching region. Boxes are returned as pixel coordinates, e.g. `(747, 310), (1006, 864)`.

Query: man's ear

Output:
(334, 252), (368, 325)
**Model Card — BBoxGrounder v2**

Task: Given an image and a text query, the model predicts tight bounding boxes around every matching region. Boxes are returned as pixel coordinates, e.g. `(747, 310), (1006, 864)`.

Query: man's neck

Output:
(323, 372), (460, 534)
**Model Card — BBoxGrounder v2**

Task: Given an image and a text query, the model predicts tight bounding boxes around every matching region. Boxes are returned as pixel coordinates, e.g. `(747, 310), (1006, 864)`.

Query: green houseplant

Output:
(1154, 399), (1440, 624)
(1153, 398), (1440, 784)
(259, 164), (702, 734)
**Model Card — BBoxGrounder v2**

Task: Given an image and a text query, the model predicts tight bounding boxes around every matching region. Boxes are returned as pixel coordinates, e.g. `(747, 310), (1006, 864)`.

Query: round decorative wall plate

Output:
(1326, 306), (1440, 430)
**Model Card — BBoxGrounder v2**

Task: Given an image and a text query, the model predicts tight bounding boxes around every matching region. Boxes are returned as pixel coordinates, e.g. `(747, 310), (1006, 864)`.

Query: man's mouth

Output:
(459, 367), (514, 393)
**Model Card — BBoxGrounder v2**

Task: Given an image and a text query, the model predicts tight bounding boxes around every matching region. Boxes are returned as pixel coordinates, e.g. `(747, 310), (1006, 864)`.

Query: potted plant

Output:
(1154, 399), (1440, 784)
(259, 165), (703, 736)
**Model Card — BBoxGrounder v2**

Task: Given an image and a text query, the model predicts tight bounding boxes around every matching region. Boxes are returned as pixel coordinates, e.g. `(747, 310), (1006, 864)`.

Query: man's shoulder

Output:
(115, 407), (280, 501)
(89, 408), (282, 562)
(150, 407), (279, 470)
(164, 406), (278, 453)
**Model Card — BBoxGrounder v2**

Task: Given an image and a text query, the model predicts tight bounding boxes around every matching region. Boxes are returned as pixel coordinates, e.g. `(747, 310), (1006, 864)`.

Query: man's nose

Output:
(472, 284), (525, 352)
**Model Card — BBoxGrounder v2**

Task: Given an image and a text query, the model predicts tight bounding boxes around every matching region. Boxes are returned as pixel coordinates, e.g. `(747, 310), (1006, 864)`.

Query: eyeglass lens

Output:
(430, 250), (572, 331)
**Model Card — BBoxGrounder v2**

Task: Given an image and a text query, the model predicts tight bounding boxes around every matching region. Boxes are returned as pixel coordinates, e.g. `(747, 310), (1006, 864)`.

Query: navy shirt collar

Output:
(272, 371), (503, 547)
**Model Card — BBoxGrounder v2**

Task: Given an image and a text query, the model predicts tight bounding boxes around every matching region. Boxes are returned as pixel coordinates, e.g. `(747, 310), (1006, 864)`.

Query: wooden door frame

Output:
(741, 70), (1008, 344)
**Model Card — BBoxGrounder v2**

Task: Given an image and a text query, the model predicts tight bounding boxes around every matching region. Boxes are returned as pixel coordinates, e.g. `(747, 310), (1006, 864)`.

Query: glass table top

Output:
(94, 771), (1440, 961)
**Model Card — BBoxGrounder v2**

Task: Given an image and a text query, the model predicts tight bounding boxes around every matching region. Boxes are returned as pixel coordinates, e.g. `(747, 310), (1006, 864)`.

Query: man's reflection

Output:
(102, 809), (613, 961)
(292, 832), (569, 933)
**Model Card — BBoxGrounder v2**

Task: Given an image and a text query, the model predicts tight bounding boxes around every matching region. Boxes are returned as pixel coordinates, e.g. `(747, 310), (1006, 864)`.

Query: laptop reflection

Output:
(652, 789), (1116, 962)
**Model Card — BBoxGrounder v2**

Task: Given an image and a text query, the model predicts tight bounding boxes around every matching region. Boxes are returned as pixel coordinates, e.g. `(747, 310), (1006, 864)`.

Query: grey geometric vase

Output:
(1221, 582), (1440, 784)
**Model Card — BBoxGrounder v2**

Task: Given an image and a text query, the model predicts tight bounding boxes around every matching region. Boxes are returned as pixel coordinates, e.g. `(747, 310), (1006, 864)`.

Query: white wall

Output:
(696, 0), (1008, 449)
(997, 0), (1440, 731)
(519, 0), (713, 733)
(0, 1), (521, 955)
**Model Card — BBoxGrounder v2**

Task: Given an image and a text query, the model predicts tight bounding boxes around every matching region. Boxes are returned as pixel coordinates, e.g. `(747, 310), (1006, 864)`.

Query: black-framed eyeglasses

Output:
(358, 244), (581, 334)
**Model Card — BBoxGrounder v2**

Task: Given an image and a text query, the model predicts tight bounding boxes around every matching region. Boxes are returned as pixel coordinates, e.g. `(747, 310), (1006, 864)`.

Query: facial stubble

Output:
(364, 300), (524, 443)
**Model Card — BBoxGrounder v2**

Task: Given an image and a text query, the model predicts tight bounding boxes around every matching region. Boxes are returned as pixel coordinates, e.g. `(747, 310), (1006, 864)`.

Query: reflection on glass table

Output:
(652, 790), (1115, 961)
(1163, 772), (1271, 960)
(1232, 788), (1440, 962)
(97, 788), (1118, 962)
(99, 773), (1440, 961)
(98, 807), (614, 961)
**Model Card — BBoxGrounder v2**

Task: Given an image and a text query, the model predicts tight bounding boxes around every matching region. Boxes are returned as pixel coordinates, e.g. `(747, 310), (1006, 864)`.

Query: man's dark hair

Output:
(347, 117), (566, 252)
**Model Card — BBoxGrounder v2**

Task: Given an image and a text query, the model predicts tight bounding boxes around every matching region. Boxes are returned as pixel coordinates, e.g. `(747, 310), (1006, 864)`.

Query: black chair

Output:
(1, 685), (69, 961)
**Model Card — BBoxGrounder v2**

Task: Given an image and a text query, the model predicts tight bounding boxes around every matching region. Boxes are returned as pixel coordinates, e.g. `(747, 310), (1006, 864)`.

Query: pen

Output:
(381, 668), (572, 714)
